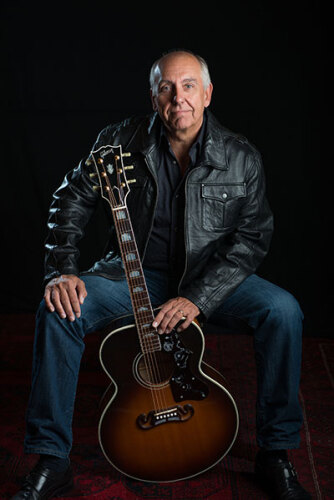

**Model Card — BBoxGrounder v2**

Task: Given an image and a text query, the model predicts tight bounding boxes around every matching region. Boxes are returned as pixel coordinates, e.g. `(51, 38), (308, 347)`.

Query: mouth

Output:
(171, 109), (191, 116)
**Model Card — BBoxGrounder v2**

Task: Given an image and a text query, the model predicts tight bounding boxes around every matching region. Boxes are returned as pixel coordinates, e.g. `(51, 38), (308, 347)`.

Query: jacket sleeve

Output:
(43, 158), (100, 283)
(180, 151), (274, 319)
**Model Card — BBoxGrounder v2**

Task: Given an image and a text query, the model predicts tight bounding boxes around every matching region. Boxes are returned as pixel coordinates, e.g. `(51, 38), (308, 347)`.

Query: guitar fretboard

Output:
(113, 206), (161, 354)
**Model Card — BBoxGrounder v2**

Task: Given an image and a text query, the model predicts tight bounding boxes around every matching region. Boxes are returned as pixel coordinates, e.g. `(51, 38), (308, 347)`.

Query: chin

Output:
(171, 117), (194, 131)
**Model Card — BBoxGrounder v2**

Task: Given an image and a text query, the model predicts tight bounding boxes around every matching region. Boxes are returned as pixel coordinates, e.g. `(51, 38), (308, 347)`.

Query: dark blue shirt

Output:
(143, 115), (206, 290)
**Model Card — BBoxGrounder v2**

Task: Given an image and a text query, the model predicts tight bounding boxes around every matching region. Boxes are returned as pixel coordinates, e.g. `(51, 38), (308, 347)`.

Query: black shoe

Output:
(255, 450), (311, 499)
(11, 460), (73, 499)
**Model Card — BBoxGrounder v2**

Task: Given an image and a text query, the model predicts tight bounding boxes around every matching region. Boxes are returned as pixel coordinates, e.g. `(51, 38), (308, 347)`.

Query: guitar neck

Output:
(112, 205), (161, 353)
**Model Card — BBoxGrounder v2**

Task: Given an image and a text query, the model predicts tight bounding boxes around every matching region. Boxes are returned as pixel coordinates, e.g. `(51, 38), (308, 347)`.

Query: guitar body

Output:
(98, 320), (239, 483)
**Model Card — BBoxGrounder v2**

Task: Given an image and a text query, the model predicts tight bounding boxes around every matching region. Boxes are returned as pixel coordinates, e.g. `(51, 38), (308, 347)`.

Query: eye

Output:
(159, 84), (171, 93)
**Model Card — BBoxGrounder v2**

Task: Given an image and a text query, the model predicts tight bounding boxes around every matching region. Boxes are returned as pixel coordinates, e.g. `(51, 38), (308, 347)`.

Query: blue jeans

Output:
(24, 271), (303, 458)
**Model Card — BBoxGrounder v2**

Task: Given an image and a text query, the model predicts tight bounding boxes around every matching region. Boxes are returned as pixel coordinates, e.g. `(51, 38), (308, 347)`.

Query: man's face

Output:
(151, 52), (213, 137)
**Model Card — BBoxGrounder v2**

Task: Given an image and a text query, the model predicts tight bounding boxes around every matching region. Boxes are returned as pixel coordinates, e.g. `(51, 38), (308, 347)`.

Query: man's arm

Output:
(44, 158), (99, 282)
(43, 158), (100, 319)
(153, 151), (274, 333)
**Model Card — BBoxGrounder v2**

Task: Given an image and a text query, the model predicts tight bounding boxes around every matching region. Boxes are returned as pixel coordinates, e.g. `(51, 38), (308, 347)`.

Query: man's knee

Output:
(268, 288), (303, 325)
(35, 299), (85, 342)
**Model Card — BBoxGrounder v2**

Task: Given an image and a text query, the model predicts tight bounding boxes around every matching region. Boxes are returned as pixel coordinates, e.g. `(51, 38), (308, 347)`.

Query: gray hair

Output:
(149, 49), (212, 96)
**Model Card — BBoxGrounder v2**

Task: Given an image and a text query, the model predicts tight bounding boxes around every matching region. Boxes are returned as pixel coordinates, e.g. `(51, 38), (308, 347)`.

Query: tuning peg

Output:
(97, 158), (104, 164)
(92, 185), (100, 191)
(127, 179), (136, 184)
(85, 158), (93, 166)
(122, 152), (131, 157)
(89, 172), (97, 178)
(124, 165), (134, 170)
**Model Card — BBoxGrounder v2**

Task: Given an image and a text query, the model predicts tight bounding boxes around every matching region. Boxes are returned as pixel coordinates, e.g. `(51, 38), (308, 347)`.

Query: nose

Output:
(172, 86), (185, 104)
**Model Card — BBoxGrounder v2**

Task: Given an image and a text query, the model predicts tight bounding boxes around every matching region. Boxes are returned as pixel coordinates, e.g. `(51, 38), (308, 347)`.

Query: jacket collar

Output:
(125, 109), (228, 171)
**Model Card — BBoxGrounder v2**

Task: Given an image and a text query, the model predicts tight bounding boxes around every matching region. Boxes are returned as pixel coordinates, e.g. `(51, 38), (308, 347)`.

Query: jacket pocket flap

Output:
(201, 183), (246, 202)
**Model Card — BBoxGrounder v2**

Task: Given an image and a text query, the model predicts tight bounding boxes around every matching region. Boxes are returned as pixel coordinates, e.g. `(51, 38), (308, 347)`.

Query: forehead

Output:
(157, 53), (202, 83)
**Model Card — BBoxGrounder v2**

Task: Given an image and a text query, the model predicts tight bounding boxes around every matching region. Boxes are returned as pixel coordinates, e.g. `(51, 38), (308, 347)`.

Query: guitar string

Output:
(100, 154), (169, 413)
(118, 218), (169, 414)
(117, 212), (170, 413)
(108, 192), (162, 412)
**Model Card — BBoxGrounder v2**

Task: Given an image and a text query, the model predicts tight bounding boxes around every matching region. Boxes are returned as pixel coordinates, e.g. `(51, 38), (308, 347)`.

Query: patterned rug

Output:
(0, 314), (333, 499)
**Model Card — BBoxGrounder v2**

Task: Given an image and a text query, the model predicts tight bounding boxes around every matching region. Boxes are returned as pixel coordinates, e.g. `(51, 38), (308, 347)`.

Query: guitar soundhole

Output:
(133, 352), (174, 388)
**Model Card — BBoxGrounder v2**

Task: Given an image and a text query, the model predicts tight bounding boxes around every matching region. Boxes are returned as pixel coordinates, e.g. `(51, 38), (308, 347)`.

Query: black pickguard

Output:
(162, 330), (209, 402)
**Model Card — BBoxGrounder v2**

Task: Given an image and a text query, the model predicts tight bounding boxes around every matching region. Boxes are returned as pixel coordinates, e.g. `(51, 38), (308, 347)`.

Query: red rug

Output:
(0, 314), (333, 499)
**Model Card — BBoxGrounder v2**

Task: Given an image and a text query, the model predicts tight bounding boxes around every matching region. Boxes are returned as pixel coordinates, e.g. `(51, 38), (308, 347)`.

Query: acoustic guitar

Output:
(88, 144), (239, 482)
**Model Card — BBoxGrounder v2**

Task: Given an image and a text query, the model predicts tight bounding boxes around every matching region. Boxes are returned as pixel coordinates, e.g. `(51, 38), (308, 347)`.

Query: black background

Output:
(1, 1), (331, 336)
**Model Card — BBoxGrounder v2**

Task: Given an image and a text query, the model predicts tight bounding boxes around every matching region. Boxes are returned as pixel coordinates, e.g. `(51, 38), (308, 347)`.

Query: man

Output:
(12, 50), (310, 499)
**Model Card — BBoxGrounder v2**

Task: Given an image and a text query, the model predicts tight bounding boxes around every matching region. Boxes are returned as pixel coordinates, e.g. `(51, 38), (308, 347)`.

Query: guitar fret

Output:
(116, 210), (127, 220)
(129, 270), (140, 278)
(126, 253), (137, 261)
(130, 280), (147, 287)
(138, 316), (154, 324)
(121, 232), (132, 242)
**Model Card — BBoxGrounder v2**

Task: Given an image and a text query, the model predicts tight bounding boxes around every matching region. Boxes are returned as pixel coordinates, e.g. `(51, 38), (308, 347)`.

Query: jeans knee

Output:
(271, 289), (303, 323)
(36, 299), (61, 329)
(263, 289), (304, 346)
(35, 299), (85, 345)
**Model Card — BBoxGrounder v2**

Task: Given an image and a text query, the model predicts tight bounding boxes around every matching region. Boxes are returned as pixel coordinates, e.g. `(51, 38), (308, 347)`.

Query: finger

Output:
(164, 309), (185, 333)
(50, 288), (67, 319)
(157, 308), (175, 333)
(67, 287), (82, 318)
(160, 306), (186, 334)
(152, 301), (174, 329)
(76, 280), (87, 304)
(58, 287), (78, 321)
(44, 287), (55, 312)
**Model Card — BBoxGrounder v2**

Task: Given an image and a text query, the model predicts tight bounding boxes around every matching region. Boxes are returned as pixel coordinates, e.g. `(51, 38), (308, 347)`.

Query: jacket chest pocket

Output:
(201, 183), (246, 231)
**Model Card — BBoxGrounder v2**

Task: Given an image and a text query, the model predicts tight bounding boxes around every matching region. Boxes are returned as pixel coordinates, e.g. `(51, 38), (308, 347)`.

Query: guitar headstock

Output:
(86, 144), (135, 209)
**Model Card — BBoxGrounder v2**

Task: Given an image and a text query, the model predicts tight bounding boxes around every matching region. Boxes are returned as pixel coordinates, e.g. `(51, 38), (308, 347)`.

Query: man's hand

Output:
(44, 274), (87, 322)
(152, 297), (200, 334)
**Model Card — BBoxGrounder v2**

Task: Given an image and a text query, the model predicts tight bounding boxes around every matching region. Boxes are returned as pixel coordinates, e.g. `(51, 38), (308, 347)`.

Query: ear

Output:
(150, 89), (158, 111)
(204, 83), (213, 108)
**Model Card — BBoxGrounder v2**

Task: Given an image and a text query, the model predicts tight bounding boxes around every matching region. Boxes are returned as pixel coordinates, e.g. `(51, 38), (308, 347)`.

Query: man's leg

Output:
(12, 270), (170, 499)
(24, 270), (169, 458)
(209, 274), (310, 499)
(210, 273), (304, 448)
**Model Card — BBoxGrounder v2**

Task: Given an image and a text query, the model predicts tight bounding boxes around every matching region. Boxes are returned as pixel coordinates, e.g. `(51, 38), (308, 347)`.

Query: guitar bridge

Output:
(136, 404), (194, 430)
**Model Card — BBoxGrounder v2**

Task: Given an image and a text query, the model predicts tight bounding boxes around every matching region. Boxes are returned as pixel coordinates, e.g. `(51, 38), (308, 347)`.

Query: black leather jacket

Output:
(44, 110), (273, 319)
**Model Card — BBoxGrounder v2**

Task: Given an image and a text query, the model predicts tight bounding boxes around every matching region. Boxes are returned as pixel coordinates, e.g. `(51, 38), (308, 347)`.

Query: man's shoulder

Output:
(94, 113), (155, 149)
(207, 110), (261, 157)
